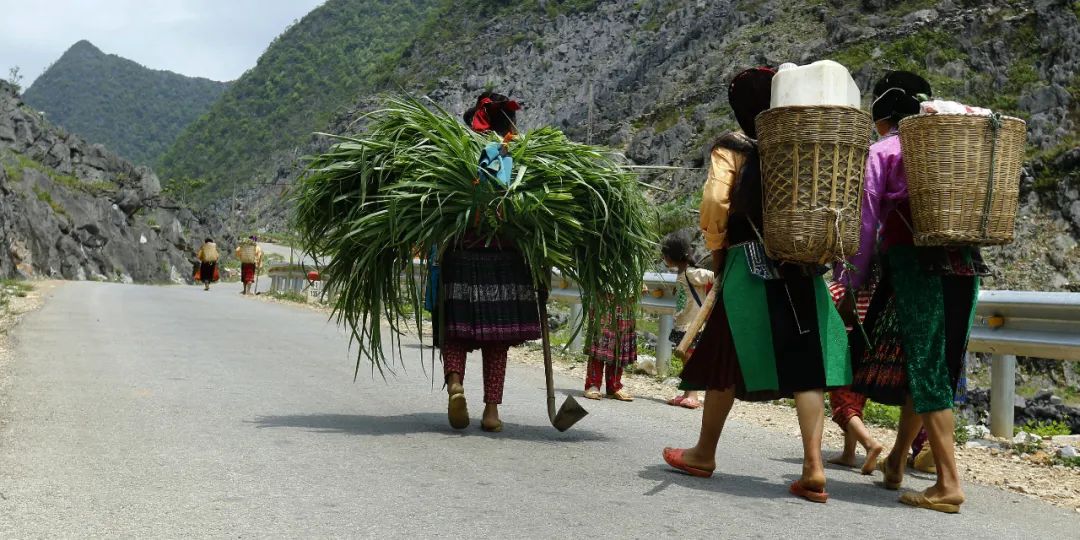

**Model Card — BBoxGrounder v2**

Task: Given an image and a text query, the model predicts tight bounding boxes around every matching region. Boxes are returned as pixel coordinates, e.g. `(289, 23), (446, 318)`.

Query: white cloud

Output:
(0, 0), (326, 86)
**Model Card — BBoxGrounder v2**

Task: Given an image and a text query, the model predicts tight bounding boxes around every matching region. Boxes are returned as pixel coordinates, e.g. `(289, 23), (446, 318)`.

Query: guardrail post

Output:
(656, 314), (674, 376)
(990, 353), (1017, 438)
(569, 303), (584, 353)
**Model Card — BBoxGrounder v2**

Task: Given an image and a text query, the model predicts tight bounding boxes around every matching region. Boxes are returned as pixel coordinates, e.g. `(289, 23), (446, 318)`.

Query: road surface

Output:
(1, 282), (1077, 538)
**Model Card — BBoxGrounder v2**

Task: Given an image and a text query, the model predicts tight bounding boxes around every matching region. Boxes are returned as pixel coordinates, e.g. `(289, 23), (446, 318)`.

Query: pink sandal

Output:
(680, 397), (702, 409)
(667, 396), (686, 406)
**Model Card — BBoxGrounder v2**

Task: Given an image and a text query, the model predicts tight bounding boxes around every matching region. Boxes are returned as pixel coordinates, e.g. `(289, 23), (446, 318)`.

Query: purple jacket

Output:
(837, 131), (909, 290)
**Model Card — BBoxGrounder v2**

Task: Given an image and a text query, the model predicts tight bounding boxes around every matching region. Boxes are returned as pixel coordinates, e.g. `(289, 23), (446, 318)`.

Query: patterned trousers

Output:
(442, 341), (509, 404)
(585, 358), (624, 393)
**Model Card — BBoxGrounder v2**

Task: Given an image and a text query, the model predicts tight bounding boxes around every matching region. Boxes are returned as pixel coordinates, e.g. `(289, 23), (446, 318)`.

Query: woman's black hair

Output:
(661, 231), (694, 265)
(204, 238), (213, 244)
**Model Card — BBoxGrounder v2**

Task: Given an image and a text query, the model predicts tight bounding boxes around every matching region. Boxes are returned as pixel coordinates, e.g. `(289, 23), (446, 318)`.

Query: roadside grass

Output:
(1016, 419), (1072, 438)
(2, 279), (33, 297)
(1, 279), (34, 329)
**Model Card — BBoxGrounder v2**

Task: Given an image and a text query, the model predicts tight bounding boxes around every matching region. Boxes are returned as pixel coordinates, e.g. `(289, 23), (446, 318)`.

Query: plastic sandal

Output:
(877, 458), (903, 490)
(789, 480), (829, 503)
(899, 491), (961, 514)
(662, 447), (714, 478)
(667, 396), (686, 406)
(447, 393), (469, 430)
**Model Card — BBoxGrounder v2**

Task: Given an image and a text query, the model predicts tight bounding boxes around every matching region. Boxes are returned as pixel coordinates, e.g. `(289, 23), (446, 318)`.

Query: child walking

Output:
(661, 232), (714, 410)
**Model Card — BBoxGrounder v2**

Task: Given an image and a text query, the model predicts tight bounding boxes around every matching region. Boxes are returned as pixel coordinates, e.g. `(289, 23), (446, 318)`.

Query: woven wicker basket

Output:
(899, 113), (1026, 246)
(237, 243), (257, 264)
(756, 106), (873, 264)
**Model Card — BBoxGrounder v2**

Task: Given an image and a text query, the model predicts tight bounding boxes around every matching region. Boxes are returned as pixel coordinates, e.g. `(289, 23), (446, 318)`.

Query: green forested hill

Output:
(156, 0), (439, 201)
(22, 41), (228, 165)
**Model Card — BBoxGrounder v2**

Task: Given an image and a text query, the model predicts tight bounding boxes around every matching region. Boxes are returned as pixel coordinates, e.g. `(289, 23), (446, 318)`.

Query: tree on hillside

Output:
(6, 67), (23, 93)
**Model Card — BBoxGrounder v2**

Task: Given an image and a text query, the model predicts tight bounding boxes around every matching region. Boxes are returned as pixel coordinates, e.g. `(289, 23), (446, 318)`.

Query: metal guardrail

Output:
(266, 262), (322, 297)
(272, 259), (1080, 436)
(967, 291), (1080, 436)
(549, 270), (680, 374)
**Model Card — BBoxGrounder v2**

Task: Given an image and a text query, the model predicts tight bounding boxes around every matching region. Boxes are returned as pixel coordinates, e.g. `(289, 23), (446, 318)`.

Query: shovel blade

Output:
(552, 396), (589, 432)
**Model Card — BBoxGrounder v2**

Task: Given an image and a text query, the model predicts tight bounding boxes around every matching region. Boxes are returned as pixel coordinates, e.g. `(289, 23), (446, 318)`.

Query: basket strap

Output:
(979, 113), (1004, 239)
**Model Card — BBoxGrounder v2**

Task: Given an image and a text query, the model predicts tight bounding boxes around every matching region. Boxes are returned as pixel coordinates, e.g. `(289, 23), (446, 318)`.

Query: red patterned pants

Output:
(442, 341), (509, 404)
(585, 359), (624, 393)
(830, 387), (867, 430)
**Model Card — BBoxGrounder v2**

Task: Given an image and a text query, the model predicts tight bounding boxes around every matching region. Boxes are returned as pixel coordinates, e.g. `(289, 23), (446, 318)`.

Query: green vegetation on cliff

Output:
(156, 0), (439, 202)
(22, 41), (228, 165)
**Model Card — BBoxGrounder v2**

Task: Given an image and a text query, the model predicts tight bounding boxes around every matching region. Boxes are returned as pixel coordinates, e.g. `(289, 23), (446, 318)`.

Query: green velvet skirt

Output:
(852, 245), (980, 414)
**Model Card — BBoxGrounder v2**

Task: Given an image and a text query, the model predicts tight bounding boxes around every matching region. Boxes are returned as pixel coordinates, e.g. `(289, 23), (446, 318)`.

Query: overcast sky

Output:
(0, 0), (327, 87)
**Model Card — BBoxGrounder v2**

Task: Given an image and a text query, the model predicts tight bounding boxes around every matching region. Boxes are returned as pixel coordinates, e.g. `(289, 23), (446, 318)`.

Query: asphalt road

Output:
(1, 282), (1077, 538)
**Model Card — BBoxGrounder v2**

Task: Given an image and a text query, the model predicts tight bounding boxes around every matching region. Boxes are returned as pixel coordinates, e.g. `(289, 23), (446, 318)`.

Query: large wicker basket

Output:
(237, 243), (257, 264)
(756, 106), (873, 264)
(899, 113), (1026, 246)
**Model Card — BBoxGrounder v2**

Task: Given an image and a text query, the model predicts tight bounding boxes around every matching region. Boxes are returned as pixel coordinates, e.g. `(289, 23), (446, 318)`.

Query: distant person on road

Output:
(837, 71), (986, 513)
(236, 236), (264, 295)
(661, 231), (713, 410)
(661, 67), (851, 504)
(195, 238), (220, 291)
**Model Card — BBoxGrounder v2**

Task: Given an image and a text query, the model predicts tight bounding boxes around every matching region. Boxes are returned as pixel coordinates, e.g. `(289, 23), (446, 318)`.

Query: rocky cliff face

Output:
(0, 81), (221, 282)
(235, 0), (1078, 290)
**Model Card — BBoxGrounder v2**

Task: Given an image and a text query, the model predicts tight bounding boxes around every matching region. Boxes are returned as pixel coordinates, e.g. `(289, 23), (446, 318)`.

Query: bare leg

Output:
(920, 408), (965, 505)
(793, 389), (826, 492)
(827, 427), (860, 468)
(678, 387), (735, 472)
(884, 397), (923, 486)
(845, 416), (885, 474)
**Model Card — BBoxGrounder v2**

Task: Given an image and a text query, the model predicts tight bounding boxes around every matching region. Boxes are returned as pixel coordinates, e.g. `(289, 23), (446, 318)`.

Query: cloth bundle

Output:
(919, 100), (992, 116)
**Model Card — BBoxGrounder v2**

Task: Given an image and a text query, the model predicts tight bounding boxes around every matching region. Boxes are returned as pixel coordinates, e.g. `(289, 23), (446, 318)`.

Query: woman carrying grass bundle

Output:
(661, 67), (851, 504)
(293, 92), (652, 436)
(839, 71), (986, 513)
(441, 91), (540, 433)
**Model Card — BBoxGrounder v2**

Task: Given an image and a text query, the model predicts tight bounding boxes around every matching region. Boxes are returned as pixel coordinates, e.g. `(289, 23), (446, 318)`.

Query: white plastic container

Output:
(770, 60), (861, 109)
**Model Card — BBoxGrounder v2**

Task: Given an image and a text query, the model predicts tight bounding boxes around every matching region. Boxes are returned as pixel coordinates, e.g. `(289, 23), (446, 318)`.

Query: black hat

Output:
(871, 71), (932, 123)
(728, 67), (776, 139)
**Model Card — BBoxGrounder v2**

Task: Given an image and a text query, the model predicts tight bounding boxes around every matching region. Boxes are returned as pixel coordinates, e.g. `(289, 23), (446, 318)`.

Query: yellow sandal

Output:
(899, 491), (961, 514)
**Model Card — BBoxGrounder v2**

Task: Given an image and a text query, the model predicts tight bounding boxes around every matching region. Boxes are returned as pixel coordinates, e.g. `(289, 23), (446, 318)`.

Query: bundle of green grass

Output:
(293, 96), (655, 374)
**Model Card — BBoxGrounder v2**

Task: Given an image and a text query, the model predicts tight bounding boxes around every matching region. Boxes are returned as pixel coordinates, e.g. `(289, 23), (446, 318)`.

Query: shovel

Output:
(539, 299), (588, 431)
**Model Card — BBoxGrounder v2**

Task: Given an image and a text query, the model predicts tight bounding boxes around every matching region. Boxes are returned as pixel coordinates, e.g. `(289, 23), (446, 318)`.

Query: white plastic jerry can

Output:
(770, 60), (862, 109)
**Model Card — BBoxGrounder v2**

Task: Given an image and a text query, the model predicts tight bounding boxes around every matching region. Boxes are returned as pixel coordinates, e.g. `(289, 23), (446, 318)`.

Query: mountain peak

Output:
(23, 40), (229, 165)
(67, 40), (103, 56)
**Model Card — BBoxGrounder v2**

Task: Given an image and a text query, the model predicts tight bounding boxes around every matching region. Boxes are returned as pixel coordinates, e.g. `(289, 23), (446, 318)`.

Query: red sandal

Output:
(789, 480), (829, 503)
(662, 447), (713, 478)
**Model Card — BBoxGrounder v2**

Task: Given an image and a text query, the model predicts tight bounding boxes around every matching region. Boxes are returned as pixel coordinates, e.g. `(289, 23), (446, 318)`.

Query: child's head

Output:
(661, 231), (694, 268)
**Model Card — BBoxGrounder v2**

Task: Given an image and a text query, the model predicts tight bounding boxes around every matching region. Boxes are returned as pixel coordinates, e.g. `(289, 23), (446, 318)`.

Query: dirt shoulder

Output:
(0, 280), (57, 427)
